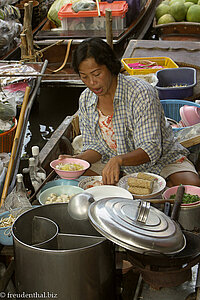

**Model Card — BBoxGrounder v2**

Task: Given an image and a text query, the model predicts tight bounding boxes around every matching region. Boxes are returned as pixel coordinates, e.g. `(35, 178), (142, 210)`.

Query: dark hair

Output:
(72, 38), (121, 75)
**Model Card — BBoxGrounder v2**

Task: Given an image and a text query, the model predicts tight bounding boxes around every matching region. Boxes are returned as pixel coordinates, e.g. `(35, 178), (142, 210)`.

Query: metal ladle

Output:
(68, 192), (95, 220)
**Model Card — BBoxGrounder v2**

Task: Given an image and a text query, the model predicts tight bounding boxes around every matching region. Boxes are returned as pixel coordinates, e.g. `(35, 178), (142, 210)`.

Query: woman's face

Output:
(79, 57), (115, 97)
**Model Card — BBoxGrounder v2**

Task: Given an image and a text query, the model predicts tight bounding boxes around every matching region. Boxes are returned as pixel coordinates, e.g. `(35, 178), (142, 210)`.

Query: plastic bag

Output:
(133, 74), (158, 87)
(0, 152), (10, 167)
(47, 0), (71, 27)
(0, 19), (22, 57)
(0, 5), (21, 20)
(0, 95), (16, 121)
(0, 63), (38, 86)
(71, 0), (96, 13)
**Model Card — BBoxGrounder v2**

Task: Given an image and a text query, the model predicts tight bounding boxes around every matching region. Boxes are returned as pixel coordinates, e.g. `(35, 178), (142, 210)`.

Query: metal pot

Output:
(178, 203), (200, 231)
(12, 203), (116, 300)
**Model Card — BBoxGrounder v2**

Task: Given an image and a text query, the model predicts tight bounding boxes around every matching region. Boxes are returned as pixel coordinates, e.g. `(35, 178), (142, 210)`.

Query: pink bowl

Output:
(50, 158), (90, 179)
(180, 105), (200, 127)
(162, 185), (200, 206)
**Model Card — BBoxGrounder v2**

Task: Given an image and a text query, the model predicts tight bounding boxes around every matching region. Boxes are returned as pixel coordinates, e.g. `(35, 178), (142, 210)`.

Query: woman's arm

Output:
(59, 149), (102, 165)
(75, 149), (102, 164)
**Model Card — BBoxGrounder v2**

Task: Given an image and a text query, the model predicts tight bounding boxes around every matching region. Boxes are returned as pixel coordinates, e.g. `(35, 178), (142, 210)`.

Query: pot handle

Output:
(171, 185), (185, 221)
(136, 201), (150, 223)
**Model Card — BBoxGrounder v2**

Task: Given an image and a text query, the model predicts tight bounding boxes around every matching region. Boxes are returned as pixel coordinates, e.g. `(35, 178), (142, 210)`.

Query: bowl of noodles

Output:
(0, 211), (15, 245)
(50, 158), (90, 179)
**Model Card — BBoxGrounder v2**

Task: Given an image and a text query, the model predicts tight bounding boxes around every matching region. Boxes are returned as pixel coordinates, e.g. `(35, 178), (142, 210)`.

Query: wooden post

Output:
(105, 9), (113, 49)
(23, 2), (35, 61)
(20, 32), (28, 59)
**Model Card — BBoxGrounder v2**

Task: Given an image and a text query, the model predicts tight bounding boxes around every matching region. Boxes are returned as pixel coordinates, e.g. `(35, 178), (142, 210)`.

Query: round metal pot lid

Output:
(88, 197), (186, 255)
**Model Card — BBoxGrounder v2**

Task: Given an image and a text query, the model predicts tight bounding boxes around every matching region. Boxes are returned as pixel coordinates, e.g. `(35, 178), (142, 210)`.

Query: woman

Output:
(62, 37), (200, 187)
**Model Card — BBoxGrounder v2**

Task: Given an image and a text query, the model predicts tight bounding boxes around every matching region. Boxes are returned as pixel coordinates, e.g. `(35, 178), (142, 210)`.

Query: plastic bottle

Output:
(29, 157), (42, 192)
(31, 146), (46, 181)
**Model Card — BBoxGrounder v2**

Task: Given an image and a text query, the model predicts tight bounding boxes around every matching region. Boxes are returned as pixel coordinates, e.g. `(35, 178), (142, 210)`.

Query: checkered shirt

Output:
(78, 73), (189, 175)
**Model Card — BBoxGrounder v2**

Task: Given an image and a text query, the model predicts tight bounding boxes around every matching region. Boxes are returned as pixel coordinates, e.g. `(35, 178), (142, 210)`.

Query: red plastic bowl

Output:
(50, 158), (90, 179)
(162, 185), (200, 206)
(180, 105), (200, 126)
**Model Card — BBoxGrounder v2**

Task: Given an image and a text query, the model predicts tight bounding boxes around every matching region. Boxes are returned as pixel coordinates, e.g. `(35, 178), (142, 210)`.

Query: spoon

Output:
(68, 192), (95, 220)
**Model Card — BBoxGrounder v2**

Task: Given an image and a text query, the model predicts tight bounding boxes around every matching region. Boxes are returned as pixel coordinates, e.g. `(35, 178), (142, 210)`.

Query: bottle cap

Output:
(32, 146), (39, 156)
(29, 157), (35, 166)
(16, 173), (23, 182)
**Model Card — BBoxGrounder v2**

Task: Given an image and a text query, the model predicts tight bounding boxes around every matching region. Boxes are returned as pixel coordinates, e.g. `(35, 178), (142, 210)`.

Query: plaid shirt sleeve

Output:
(131, 83), (163, 165)
(78, 89), (106, 156)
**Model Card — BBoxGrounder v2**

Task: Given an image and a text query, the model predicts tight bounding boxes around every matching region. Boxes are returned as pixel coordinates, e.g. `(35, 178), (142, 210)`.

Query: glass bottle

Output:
(22, 166), (35, 198)
(14, 173), (32, 216)
(31, 146), (46, 181)
(4, 174), (32, 218)
(29, 157), (42, 193)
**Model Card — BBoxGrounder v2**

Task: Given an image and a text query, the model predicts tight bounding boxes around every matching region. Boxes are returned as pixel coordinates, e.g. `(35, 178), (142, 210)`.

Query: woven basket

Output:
(0, 118), (17, 153)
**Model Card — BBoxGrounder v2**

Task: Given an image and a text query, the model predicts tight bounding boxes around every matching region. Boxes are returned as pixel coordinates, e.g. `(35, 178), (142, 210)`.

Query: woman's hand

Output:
(102, 156), (122, 185)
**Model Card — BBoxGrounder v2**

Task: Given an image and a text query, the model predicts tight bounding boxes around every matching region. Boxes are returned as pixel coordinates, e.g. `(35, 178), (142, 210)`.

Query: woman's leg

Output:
(167, 171), (200, 187)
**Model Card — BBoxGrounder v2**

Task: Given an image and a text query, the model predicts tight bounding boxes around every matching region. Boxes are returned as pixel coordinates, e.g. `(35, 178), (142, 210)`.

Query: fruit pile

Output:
(155, 0), (200, 25)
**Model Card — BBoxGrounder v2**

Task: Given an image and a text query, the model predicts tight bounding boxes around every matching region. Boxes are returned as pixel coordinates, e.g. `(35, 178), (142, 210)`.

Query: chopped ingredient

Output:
(169, 193), (200, 204)
(86, 180), (103, 189)
(56, 163), (84, 171)
(0, 214), (15, 228)
(45, 193), (75, 204)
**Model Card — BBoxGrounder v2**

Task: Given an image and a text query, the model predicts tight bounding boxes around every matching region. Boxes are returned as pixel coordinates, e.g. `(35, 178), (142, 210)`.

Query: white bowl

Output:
(86, 185), (133, 201)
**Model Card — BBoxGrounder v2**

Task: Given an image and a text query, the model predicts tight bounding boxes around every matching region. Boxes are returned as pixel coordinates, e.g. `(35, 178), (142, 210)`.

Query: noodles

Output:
(56, 163), (84, 171)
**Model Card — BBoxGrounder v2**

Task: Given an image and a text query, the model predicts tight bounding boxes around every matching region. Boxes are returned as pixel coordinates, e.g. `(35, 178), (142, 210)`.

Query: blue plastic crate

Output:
(156, 67), (196, 99)
(160, 99), (200, 132)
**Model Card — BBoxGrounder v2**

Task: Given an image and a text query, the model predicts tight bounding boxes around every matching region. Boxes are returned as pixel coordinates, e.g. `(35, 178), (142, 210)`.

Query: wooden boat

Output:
(0, 59), (48, 202)
(152, 19), (200, 41)
(3, 0), (159, 84)
(34, 0), (158, 55)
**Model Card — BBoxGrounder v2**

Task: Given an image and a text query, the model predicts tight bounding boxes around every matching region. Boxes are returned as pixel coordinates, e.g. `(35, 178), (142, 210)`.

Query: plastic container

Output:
(0, 118), (17, 153)
(180, 105), (200, 126)
(160, 99), (200, 132)
(156, 67), (196, 100)
(58, 1), (128, 31)
(121, 57), (178, 75)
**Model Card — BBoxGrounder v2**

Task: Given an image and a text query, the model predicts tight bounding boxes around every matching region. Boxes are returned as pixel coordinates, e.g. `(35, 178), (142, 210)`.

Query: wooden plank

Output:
(122, 40), (200, 67)
(180, 136), (200, 148)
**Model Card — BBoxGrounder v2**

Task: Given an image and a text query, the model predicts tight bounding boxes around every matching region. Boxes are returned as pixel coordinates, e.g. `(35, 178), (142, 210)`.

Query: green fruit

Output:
(169, 0), (185, 6)
(185, 0), (198, 3)
(184, 1), (194, 10)
(162, 0), (170, 4)
(186, 4), (200, 21)
(155, 3), (170, 20)
(157, 13), (176, 24)
(170, 1), (187, 20)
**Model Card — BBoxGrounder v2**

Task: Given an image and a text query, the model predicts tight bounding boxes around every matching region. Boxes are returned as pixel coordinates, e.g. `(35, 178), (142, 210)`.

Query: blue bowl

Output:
(40, 179), (79, 194)
(0, 211), (13, 246)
